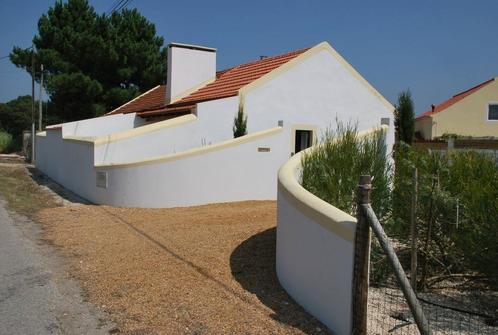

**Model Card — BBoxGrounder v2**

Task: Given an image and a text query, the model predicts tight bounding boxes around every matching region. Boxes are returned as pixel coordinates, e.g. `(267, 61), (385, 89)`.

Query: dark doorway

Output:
(295, 129), (313, 153)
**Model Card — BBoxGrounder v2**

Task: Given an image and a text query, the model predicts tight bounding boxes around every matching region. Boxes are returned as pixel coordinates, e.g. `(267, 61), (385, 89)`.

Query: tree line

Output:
(1, 0), (167, 152)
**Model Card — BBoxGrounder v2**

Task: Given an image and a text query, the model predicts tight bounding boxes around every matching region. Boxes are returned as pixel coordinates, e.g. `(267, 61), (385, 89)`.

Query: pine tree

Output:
(394, 90), (415, 144)
(10, 0), (167, 122)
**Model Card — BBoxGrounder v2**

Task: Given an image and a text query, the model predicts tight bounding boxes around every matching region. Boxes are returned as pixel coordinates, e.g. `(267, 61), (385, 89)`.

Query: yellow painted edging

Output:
(92, 114), (197, 146)
(107, 85), (161, 115)
(168, 76), (216, 104)
(96, 126), (283, 169)
(36, 131), (47, 137)
(277, 125), (388, 242)
(239, 41), (394, 112)
(290, 124), (318, 155)
(50, 114), (197, 147)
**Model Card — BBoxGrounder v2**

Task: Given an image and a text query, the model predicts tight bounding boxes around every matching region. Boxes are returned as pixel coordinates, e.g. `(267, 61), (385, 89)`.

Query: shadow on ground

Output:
(27, 167), (90, 205)
(230, 227), (329, 335)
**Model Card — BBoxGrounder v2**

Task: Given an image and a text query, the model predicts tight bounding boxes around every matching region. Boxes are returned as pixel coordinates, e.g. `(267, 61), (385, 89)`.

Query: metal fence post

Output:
(410, 167), (418, 291)
(352, 175), (372, 335)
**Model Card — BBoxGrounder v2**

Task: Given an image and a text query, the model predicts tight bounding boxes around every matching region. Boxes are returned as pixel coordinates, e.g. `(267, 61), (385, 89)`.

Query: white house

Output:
(35, 41), (394, 208)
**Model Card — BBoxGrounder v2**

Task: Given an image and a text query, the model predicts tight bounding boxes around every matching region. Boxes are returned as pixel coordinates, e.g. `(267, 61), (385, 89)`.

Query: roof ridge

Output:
(452, 78), (494, 98)
(417, 78), (495, 119)
(218, 46), (311, 77)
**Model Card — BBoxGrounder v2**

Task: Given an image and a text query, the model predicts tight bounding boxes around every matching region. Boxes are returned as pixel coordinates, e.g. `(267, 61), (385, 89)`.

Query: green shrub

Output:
(301, 122), (391, 221)
(393, 144), (498, 287)
(0, 131), (12, 153)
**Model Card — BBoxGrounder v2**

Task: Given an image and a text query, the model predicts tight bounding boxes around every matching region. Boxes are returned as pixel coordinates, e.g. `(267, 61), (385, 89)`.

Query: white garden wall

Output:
(62, 112), (142, 137)
(35, 130), (99, 201)
(94, 127), (287, 207)
(95, 97), (238, 165)
(276, 126), (387, 335)
(36, 126), (287, 208)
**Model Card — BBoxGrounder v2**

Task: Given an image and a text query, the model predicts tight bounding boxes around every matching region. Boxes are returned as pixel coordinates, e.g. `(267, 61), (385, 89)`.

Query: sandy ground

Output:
(36, 201), (327, 335)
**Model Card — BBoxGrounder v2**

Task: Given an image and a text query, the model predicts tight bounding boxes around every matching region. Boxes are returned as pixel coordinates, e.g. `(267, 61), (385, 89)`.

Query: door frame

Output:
(290, 124), (318, 155)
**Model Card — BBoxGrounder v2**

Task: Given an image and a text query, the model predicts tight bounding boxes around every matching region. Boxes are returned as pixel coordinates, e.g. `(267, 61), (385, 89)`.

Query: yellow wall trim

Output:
(93, 114), (197, 146)
(168, 76), (216, 104)
(107, 85), (161, 115)
(96, 126), (283, 169)
(277, 125), (388, 241)
(239, 41), (394, 112)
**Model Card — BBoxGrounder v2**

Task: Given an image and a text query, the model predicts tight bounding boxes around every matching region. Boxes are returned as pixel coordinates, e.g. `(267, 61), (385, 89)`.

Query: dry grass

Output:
(0, 166), (60, 217)
(0, 165), (327, 334)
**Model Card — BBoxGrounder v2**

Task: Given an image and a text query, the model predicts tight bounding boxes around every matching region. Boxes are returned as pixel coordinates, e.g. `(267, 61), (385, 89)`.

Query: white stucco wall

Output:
(276, 126), (387, 335)
(95, 97), (239, 165)
(167, 45), (216, 102)
(37, 127), (286, 208)
(62, 112), (142, 137)
(243, 47), (395, 151)
(94, 127), (287, 207)
(277, 193), (355, 335)
(35, 130), (99, 201)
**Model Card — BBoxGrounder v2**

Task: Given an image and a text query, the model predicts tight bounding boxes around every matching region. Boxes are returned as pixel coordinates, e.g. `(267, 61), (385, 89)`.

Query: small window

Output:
(488, 104), (498, 120)
(295, 130), (313, 153)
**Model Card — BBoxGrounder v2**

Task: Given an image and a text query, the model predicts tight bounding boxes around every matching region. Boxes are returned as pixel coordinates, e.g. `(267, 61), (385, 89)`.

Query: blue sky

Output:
(1, 0), (497, 115)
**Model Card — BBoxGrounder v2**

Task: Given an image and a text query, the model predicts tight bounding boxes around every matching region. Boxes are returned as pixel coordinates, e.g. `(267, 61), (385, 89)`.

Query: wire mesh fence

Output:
(351, 175), (498, 335)
(366, 219), (498, 335)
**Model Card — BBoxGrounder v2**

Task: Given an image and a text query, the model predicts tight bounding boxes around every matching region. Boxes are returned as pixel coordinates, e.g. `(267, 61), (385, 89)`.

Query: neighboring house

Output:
(415, 77), (498, 140)
(35, 41), (394, 208)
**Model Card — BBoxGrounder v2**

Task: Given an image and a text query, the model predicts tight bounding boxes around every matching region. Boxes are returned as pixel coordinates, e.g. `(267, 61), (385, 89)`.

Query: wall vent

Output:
(96, 171), (108, 189)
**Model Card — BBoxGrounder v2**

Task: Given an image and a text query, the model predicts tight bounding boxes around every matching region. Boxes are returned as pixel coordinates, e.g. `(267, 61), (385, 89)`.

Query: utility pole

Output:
(38, 64), (44, 131)
(31, 47), (35, 163)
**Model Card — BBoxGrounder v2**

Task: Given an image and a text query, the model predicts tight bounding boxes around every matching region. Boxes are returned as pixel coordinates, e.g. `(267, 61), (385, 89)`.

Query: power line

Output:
(106, 0), (124, 14)
(107, 0), (129, 14)
(116, 0), (133, 11)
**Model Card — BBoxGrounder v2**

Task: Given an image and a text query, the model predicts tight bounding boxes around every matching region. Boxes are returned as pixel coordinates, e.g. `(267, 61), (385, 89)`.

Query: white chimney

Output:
(166, 43), (217, 104)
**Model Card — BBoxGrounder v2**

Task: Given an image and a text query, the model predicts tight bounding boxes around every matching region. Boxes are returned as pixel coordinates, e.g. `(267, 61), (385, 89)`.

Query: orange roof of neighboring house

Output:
(107, 46), (310, 117)
(417, 78), (495, 119)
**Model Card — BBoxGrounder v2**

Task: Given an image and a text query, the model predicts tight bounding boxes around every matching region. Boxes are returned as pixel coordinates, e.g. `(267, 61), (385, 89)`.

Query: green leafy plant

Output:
(233, 103), (247, 138)
(393, 144), (498, 288)
(301, 122), (391, 221)
(0, 131), (13, 153)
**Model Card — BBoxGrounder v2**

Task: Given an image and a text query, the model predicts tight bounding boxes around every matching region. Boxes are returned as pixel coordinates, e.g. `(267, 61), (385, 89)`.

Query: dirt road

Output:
(0, 200), (113, 335)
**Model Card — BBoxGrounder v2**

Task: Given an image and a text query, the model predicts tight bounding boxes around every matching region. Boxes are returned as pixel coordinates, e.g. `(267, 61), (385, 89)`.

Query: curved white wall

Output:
(276, 127), (387, 335)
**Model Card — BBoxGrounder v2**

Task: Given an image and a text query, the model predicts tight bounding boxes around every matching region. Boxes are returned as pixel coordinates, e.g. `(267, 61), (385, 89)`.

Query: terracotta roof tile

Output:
(170, 47), (309, 107)
(108, 85), (167, 115)
(107, 46), (310, 118)
(417, 78), (495, 119)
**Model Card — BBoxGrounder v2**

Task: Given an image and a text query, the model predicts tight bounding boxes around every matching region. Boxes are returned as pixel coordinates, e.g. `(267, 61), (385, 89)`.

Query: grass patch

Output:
(0, 166), (60, 218)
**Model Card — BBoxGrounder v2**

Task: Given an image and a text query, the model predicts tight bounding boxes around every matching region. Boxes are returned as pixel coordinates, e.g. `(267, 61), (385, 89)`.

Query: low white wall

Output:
(95, 97), (239, 165)
(36, 126), (288, 208)
(276, 127), (387, 334)
(94, 127), (287, 207)
(35, 130), (98, 201)
(276, 149), (355, 335)
(62, 112), (142, 137)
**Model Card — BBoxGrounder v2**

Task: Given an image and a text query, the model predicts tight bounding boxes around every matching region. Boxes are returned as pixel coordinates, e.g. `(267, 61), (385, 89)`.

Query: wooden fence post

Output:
(352, 175), (372, 335)
(410, 167), (418, 291)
